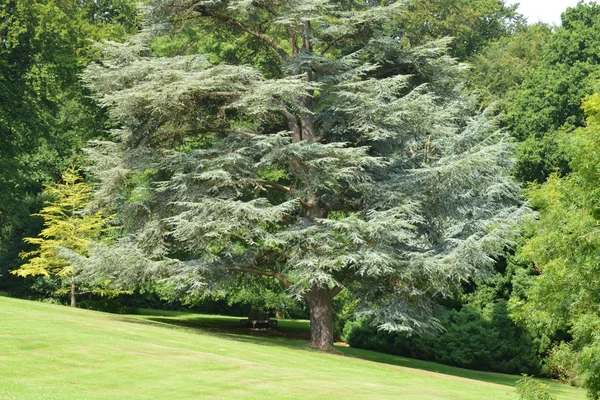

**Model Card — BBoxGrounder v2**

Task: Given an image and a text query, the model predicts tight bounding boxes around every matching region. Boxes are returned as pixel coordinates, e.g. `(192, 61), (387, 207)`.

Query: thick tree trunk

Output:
(70, 275), (76, 308)
(306, 286), (334, 350)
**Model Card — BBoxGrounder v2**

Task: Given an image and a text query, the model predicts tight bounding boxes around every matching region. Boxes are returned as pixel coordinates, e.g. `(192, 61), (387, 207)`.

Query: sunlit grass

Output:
(0, 296), (586, 399)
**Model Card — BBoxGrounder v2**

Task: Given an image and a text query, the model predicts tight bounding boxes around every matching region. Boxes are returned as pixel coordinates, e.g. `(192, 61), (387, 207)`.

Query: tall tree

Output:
(85, 0), (526, 349)
(12, 167), (112, 307)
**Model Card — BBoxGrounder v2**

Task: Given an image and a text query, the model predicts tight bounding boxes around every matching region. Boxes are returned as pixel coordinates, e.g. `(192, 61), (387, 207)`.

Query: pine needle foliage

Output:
(84, 0), (527, 348)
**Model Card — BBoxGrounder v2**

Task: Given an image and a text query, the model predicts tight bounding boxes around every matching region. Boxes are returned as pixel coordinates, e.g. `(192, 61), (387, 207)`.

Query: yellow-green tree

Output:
(12, 167), (112, 307)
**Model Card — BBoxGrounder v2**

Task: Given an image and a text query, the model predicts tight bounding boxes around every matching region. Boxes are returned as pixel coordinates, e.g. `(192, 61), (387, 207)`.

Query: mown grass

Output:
(0, 296), (586, 400)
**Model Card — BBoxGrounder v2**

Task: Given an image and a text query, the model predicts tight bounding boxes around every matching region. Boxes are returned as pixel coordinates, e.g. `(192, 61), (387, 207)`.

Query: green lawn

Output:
(0, 296), (585, 400)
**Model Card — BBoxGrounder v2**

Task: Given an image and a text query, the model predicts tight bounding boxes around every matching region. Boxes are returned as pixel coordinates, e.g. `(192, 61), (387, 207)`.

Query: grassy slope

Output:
(0, 297), (585, 400)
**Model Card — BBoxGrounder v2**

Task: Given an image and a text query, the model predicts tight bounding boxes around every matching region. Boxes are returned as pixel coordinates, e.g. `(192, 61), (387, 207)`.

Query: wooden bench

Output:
(239, 319), (278, 329)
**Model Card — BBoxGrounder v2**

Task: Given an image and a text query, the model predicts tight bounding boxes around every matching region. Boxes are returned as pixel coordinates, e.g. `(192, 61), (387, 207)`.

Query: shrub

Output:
(342, 300), (542, 375)
(516, 375), (557, 400)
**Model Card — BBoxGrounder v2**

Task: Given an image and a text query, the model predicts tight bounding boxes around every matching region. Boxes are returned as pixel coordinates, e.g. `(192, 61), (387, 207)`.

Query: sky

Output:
(505, 0), (587, 25)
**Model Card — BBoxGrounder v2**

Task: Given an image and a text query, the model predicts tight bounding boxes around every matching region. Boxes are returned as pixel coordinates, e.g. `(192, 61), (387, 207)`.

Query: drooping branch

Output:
(182, 4), (290, 60)
(227, 18), (290, 59)
(221, 265), (292, 288)
(320, 33), (347, 56)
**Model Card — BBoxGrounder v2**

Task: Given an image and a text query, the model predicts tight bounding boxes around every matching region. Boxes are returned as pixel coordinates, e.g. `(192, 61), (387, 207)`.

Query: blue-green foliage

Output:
(82, 0), (527, 347)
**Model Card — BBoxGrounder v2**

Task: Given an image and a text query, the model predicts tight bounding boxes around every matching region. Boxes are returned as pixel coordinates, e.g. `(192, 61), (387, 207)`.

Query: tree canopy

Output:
(395, 0), (525, 60)
(504, 2), (600, 183)
(83, 0), (526, 349)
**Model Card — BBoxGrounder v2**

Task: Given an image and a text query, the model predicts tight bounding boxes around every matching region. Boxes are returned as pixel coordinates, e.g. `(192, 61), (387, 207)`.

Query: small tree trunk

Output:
(306, 286), (334, 350)
(70, 275), (77, 308)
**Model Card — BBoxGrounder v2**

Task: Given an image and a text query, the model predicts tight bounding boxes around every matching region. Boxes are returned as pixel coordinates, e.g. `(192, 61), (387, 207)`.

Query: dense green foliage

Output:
(342, 287), (542, 375)
(0, 0), (138, 295)
(469, 23), (552, 107)
(396, 0), (524, 60)
(503, 3), (600, 182)
(510, 94), (600, 399)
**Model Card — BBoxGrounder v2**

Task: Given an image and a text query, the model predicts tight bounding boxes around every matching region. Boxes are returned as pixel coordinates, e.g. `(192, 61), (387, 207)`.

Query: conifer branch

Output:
(320, 34), (346, 56)
(330, 274), (353, 298)
(181, 3), (289, 59)
(221, 265), (292, 288)
(227, 18), (290, 60)
(258, 181), (290, 193)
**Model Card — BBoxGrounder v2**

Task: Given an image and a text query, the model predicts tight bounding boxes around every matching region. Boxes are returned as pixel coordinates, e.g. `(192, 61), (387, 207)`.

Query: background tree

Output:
(85, 0), (526, 350)
(395, 0), (525, 60)
(509, 93), (600, 399)
(503, 2), (600, 183)
(468, 23), (552, 108)
(0, 0), (138, 295)
(12, 167), (113, 307)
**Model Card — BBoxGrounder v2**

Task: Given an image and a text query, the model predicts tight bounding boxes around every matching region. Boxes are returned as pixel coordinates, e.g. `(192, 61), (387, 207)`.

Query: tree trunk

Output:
(302, 193), (325, 221)
(301, 93), (315, 142)
(306, 286), (334, 350)
(283, 108), (301, 143)
(70, 275), (77, 308)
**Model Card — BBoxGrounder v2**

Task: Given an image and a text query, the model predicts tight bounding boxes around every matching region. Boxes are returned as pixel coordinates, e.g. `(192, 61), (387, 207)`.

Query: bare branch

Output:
(330, 274), (354, 298)
(226, 19), (290, 60)
(258, 180), (290, 193)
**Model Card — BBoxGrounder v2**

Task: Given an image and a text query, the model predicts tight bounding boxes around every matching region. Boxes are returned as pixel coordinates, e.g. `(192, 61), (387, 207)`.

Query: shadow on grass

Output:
(146, 316), (311, 341)
(116, 311), (312, 352)
(335, 346), (520, 387)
